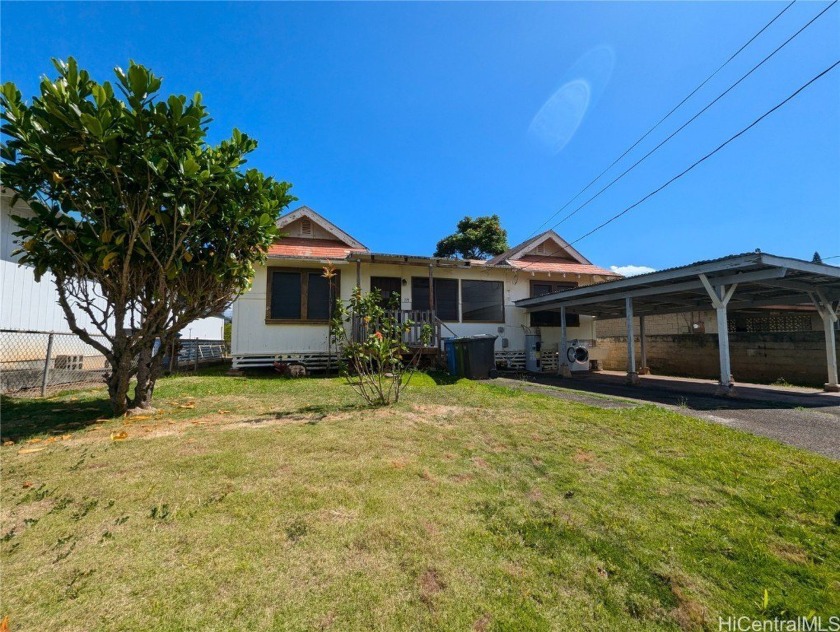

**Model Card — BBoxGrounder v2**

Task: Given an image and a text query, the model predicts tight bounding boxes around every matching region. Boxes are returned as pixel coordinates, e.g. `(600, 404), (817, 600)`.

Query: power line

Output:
(567, 59), (840, 246)
(526, 0), (798, 238)
(542, 0), (836, 235)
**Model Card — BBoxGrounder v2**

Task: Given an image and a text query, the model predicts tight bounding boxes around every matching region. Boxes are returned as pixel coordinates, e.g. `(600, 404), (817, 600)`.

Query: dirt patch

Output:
(1, 497), (54, 535)
(419, 568), (445, 605)
(471, 457), (489, 469)
(770, 540), (810, 565)
(527, 488), (543, 502)
(572, 450), (595, 463)
(472, 613), (492, 631)
(422, 521), (439, 537)
(667, 576), (708, 630)
(319, 508), (358, 525)
(411, 404), (469, 417)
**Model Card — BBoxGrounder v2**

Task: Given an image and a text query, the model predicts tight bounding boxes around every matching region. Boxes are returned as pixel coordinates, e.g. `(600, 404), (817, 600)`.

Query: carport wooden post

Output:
(810, 291), (839, 392)
(625, 297), (639, 385)
(639, 315), (650, 375)
(700, 274), (738, 396)
(558, 306), (571, 377)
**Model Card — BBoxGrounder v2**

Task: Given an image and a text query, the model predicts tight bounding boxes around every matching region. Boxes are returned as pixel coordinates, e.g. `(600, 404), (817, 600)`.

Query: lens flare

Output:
(528, 45), (615, 154)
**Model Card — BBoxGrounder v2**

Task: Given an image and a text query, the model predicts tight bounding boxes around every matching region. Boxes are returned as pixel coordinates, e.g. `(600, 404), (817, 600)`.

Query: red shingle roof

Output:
(508, 258), (619, 276)
(267, 238), (366, 260)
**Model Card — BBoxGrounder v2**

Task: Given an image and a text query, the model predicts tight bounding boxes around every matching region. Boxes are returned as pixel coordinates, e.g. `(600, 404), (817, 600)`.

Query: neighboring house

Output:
(0, 189), (225, 340)
(230, 206), (621, 370)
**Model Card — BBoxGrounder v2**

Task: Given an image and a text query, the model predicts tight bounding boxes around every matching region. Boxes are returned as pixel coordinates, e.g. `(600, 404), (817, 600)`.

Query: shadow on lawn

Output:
(423, 370), (460, 386)
(1, 395), (112, 442)
(235, 403), (368, 426)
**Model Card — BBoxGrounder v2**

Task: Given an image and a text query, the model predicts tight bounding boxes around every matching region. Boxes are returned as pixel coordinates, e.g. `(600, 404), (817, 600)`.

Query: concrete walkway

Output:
(495, 371), (840, 460)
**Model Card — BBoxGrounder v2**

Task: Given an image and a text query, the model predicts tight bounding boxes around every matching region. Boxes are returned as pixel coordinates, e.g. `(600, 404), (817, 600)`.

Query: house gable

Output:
(275, 206), (367, 251)
(487, 230), (591, 266)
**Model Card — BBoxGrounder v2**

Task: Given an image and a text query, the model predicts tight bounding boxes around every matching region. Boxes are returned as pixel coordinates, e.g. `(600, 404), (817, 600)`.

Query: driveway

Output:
(495, 371), (840, 460)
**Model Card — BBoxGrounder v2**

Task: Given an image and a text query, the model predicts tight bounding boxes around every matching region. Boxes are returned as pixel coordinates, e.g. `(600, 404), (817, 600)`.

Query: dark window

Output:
(370, 277), (402, 307)
(267, 269), (339, 322)
(411, 277), (459, 321)
(529, 281), (579, 327)
(270, 272), (302, 320)
(462, 280), (504, 322)
(307, 273), (332, 320)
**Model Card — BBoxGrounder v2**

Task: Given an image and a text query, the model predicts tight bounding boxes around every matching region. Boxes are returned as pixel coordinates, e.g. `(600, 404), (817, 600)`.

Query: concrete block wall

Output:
(596, 311), (717, 337)
(596, 331), (840, 387)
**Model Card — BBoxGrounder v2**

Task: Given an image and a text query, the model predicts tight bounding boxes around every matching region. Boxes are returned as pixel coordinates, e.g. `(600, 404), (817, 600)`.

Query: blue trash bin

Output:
(443, 338), (457, 376)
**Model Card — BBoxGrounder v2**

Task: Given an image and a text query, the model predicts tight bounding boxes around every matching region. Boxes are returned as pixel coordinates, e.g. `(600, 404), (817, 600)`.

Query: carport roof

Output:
(514, 252), (840, 319)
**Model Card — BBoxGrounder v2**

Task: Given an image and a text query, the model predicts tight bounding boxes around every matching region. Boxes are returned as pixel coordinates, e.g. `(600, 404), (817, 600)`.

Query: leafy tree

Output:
(433, 215), (509, 260)
(1, 58), (294, 415)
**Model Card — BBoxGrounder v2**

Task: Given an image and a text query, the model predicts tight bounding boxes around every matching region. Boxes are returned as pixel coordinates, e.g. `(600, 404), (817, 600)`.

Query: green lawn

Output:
(1, 369), (838, 631)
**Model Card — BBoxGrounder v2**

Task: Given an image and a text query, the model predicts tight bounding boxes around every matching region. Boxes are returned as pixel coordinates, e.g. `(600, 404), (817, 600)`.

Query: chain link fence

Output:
(1, 330), (228, 396)
(0, 329), (110, 395)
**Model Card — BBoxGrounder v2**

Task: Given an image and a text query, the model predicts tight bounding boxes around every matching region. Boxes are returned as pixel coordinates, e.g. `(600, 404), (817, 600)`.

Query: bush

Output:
(330, 287), (432, 405)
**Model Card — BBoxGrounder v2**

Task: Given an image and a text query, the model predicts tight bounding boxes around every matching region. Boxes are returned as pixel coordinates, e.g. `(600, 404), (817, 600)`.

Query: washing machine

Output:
(565, 339), (590, 373)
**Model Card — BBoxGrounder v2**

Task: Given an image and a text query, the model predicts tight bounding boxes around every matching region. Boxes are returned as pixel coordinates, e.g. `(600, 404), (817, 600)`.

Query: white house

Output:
(0, 189), (225, 340)
(231, 206), (620, 371)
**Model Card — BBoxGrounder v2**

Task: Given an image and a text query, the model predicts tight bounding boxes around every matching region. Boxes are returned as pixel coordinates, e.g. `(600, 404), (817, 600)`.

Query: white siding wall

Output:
(180, 315), (225, 340)
(232, 260), (595, 356)
(1, 193), (226, 339)
(1, 193), (109, 333)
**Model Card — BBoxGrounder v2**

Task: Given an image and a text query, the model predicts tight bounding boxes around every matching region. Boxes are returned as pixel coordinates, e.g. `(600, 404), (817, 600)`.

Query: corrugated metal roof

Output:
(513, 252), (840, 319)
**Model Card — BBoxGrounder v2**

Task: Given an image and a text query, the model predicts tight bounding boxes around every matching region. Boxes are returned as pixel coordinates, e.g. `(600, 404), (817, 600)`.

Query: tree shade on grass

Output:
(1, 371), (838, 630)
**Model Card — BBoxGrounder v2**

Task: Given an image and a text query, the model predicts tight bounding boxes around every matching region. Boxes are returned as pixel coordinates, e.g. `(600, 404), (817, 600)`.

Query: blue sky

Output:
(2, 1), (838, 272)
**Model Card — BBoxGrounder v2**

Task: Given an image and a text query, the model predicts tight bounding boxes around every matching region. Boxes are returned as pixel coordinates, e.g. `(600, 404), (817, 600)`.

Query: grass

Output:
(1, 368), (838, 631)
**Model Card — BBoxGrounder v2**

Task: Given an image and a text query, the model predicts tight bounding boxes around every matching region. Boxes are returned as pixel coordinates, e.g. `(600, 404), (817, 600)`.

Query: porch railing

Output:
(351, 310), (442, 350)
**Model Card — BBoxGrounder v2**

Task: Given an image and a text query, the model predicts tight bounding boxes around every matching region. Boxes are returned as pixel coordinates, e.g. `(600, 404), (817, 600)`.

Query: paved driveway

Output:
(495, 372), (840, 460)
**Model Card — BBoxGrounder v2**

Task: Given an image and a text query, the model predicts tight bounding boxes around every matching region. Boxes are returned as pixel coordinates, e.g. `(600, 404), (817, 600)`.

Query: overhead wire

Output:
(540, 0), (837, 235)
(566, 59), (840, 246)
(525, 0), (798, 238)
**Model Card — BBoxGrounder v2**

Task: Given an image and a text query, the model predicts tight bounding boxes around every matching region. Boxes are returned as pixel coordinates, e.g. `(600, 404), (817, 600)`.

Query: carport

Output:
(514, 252), (840, 394)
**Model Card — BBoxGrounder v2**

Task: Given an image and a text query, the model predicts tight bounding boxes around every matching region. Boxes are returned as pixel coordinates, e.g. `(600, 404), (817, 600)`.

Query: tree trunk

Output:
(131, 338), (167, 410)
(107, 353), (133, 417)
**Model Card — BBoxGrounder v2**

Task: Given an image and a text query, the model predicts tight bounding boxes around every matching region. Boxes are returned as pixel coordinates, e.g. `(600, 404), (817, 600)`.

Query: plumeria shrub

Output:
(330, 288), (432, 406)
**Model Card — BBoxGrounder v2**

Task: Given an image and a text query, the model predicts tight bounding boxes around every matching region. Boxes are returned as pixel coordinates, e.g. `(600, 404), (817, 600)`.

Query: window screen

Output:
(371, 277), (402, 307)
(270, 272), (302, 319)
(461, 280), (504, 322)
(530, 281), (579, 327)
(531, 310), (580, 327)
(412, 277), (459, 321)
(307, 273), (332, 320)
